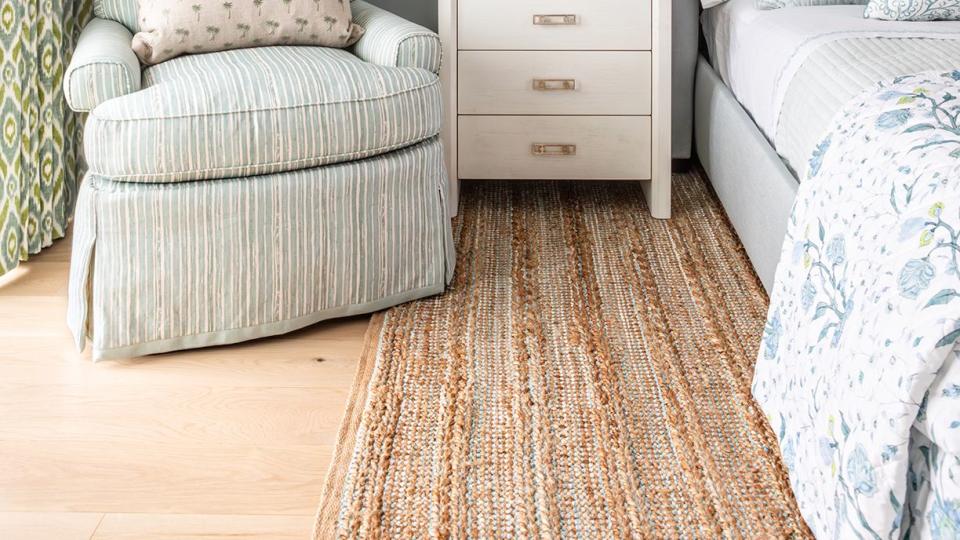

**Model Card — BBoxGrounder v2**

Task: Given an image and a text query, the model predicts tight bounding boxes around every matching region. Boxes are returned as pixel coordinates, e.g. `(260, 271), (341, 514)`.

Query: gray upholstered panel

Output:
(673, 0), (699, 160)
(694, 57), (798, 292)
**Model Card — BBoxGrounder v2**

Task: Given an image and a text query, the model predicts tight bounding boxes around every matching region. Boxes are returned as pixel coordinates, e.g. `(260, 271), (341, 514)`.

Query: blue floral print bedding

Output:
(755, 71), (960, 538)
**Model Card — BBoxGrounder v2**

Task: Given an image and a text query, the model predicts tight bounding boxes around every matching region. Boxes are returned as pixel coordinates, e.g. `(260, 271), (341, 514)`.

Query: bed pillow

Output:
(864, 0), (960, 20)
(132, 0), (364, 65)
(757, 0), (866, 9)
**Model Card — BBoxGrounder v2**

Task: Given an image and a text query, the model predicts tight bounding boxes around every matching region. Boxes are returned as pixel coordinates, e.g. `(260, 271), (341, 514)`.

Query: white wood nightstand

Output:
(439, 0), (672, 218)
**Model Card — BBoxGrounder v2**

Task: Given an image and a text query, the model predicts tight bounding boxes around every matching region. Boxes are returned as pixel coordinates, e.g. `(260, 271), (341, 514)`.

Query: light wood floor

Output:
(0, 236), (369, 539)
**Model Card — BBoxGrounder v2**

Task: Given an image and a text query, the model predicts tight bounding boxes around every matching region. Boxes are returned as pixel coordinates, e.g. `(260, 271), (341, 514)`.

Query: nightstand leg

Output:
(643, 178), (672, 219)
(448, 178), (460, 218)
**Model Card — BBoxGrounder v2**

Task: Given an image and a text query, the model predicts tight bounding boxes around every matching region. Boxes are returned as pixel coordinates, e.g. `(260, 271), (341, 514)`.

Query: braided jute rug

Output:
(314, 171), (812, 539)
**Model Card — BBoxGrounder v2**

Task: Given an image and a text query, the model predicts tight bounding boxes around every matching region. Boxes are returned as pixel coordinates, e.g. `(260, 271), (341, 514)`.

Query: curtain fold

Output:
(0, 0), (92, 277)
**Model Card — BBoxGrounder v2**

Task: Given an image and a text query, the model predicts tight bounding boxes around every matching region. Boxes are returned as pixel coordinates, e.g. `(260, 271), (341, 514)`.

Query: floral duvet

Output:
(755, 71), (960, 538)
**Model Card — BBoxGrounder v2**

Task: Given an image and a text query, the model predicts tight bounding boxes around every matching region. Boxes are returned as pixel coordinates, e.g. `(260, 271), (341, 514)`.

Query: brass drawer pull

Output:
(532, 14), (578, 25)
(532, 143), (577, 156)
(533, 79), (576, 91)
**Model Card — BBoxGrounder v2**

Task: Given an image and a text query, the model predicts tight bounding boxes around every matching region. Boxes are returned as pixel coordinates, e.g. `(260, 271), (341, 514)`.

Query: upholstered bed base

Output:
(696, 55), (958, 532)
(68, 137), (455, 361)
(694, 56), (798, 292)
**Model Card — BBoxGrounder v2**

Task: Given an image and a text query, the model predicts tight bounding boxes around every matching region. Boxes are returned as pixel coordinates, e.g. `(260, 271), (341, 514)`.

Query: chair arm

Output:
(65, 18), (142, 113)
(349, 0), (442, 74)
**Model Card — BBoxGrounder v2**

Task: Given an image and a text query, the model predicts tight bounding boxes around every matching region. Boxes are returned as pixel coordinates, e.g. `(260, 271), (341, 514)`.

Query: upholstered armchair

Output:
(64, 0), (454, 360)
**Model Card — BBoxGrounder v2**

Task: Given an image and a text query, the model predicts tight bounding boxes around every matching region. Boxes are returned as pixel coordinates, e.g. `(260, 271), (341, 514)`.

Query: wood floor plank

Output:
(0, 296), (73, 338)
(0, 339), (90, 365)
(0, 384), (349, 446)
(0, 318), (367, 388)
(0, 262), (71, 297)
(0, 512), (104, 540)
(0, 348), (362, 388)
(92, 513), (314, 540)
(0, 441), (332, 515)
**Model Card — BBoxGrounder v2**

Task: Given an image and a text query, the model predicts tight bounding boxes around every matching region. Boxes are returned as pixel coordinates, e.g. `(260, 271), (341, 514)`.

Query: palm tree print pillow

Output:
(132, 0), (364, 65)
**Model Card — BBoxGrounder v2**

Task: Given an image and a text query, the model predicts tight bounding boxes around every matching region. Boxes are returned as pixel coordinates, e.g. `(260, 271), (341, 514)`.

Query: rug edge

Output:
(312, 313), (385, 540)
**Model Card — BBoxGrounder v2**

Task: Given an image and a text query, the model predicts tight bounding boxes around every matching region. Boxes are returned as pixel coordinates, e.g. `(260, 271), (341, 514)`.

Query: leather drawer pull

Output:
(532, 14), (578, 25)
(533, 79), (576, 91)
(532, 144), (577, 156)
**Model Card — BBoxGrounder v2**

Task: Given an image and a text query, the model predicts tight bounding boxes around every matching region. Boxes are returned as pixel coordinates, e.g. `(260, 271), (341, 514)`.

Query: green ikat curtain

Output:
(0, 0), (91, 277)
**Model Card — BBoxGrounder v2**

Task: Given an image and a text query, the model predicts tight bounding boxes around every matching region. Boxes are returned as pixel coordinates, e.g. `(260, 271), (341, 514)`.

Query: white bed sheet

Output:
(701, 0), (960, 142)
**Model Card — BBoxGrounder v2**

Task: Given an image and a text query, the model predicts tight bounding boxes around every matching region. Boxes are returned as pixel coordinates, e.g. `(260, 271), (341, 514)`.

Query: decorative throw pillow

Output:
(756, 0), (866, 9)
(864, 0), (960, 20)
(132, 0), (365, 65)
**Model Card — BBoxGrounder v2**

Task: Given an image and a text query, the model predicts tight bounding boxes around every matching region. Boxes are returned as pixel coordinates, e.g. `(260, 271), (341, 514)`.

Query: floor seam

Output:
(88, 513), (106, 540)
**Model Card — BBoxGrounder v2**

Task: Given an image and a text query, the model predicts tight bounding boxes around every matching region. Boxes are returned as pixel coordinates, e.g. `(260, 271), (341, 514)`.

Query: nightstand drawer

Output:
(458, 0), (651, 51)
(458, 116), (651, 180)
(458, 51), (651, 116)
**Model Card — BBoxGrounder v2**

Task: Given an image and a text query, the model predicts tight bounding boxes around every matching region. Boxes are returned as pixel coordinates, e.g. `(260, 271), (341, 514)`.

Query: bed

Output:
(698, 0), (960, 290)
(694, 3), (960, 537)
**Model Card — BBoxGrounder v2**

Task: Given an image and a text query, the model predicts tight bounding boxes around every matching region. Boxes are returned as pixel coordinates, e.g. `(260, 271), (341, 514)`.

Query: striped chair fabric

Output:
(67, 1), (454, 360)
(93, 0), (137, 32)
(64, 18), (141, 113)
(85, 46), (442, 183)
(69, 138), (454, 360)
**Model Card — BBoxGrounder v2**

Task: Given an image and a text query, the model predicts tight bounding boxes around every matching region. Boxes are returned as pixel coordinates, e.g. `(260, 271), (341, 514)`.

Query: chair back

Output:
(94, 0), (138, 32)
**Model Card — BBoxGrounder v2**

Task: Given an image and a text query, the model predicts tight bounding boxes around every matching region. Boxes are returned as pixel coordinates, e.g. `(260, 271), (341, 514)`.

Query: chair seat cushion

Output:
(84, 46), (441, 183)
